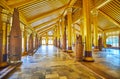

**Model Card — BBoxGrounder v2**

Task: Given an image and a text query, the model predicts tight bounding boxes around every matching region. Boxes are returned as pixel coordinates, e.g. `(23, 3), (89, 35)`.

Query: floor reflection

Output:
(6, 45), (102, 79)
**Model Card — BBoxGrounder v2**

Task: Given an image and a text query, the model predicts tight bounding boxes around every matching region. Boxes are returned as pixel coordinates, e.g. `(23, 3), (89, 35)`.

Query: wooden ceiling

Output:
(1, 0), (120, 34)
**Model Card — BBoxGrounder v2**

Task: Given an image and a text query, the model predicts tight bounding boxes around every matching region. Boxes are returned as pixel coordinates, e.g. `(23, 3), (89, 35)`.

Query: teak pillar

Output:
(23, 29), (28, 56)
(67, 8), (73, 53)
(9, 8), (22, 63)
(83, 0), (94, 61)
(0, 7), (8, 66)
(54, 28), (57, 47)
(46, 32), (48, 45)
(57, 22), (60, 48)
(72, 27), (76, 46)
(92, 10), (99, 52)
(61, 17), (66, 51)
(28, 34), (33, 55)
(103, 32), (107, 48)
(35, 35), (38, 49)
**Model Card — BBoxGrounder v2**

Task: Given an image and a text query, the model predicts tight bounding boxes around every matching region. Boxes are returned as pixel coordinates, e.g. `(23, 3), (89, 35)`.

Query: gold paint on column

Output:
(57, 22), (60, 48)
(80, 22), (85, 43)
(83, 0), (94, 61)
(46, 32), (48, 45)
(103, 32), (107, 48)
(67, 7), (73, 52)
(92, 10), (99, 52)
(61, 17), (66, 51)
(72, 27), (75, 46)
(23, 30), (28, 56)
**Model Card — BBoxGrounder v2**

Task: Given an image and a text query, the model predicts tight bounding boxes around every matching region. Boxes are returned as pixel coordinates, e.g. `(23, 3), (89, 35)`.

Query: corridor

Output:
(6, 45), (102, 79)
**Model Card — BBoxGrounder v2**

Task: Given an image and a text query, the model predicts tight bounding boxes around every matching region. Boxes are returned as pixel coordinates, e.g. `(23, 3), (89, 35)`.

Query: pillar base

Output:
(9, 60), (22, 64)
(62, 49), (66, 52)
(93, 46), (99, 52)
(83, 57), (94, 62)
(67, 50), (73, 53)
(0, 62), (8, 68)
(83, 51), (94, 62)
(22, 51), (28, 56)
(93, 48), (99, 52)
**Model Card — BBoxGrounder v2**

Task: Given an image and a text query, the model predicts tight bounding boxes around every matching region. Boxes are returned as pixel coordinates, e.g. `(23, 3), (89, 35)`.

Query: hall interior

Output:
(0, 0), (120, 79)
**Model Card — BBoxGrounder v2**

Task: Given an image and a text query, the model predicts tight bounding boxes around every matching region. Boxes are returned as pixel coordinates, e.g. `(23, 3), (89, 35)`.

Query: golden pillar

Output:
(67, 7), (73, 52)
(23, 29), (28, 56)
(46, 32), (48, 45)
(28, 33), (33, 55)
(55, 27), (57, 47)
(6, 23), (10, 57)
(57, 22), (60, 48)
(0, 7), (10, 66)
(92, 9), (99, 51)
(80, 21), (85, 43)
(103, 32), (107, 48)
(61, 17), (66, 51)
(2, 22), (7, 61)
(83, 0), (94, 61)
(72, 27), (76, 46)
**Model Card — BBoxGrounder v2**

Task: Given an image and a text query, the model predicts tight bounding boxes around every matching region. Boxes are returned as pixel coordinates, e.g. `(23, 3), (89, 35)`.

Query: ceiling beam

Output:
(68, 0), (77, 7)
(28, 5), (67, 23)
(34, 17), (59, 29)
(37, 24), (56, 33)
(7, 0), (36, 8)
(104, 28), (120, 32)
(94, 0), (112, 9)
(99, 10), (120, 28)
(39, 27), (54, 36)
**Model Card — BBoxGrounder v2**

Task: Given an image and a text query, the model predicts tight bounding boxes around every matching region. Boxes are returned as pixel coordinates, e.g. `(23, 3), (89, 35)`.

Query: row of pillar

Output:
(0, 8), (42, 66)
(53, 0), (107, 62)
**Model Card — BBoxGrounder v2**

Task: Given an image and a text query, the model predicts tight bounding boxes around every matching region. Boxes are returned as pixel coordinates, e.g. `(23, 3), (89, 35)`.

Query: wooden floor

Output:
(2, 45), (120, 79)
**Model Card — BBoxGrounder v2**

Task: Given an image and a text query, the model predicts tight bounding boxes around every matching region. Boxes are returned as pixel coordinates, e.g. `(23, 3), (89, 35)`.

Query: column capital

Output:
(91, 9), (98, 16)
(67, 7), (72, 14)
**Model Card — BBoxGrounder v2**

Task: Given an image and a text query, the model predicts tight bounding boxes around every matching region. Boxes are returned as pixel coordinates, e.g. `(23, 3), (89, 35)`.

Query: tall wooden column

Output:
(103, 32), (107, 48)
(72, 27), (76, 46)
(83, 0), (94, 61)
(61, 17), (66, 51)
(28, 33), (33, 55)
(54, 27), (57, 47)
(67, 7), (73, 52)
(46, 32), (48, 45)
(35, 34), (38, 49)
(23, 29), (28, 55)
(9, 8), (22, 63)
(0, 7), (9, 66)
(57, 22), (60, 48)
(80, 22), (85, 43)
(92, 9), (99, 51)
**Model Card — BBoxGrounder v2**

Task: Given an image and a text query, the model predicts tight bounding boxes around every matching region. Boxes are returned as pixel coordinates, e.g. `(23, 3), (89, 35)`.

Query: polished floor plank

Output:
(5, 45), (102, 79)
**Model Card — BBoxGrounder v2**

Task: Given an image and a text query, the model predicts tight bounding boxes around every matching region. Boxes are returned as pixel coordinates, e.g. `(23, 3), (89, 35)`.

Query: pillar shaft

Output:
(67, 8), (72, 51)
(72, 28), (75, 46)
(28, 34), (33, 55)
(80, 22), (85, 43)
(83, 0), (94, 61)
(57, 22), (60, 48)
(103, 32), (107, 48)
(35, 35), (38, 48)
(92, 10), (98, 49)
(61, 17), (66, 51)
(46, 33), (48, 45)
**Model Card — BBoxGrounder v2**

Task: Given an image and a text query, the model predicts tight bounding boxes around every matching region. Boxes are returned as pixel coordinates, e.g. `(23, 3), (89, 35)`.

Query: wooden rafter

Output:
(34, 17), (59, 29)
(6, 0), (36, 8)
(27, 5), (67, 23)
(99, 10), (120, 27)
(37, 24), (55, 33)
